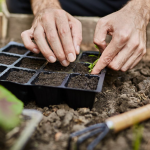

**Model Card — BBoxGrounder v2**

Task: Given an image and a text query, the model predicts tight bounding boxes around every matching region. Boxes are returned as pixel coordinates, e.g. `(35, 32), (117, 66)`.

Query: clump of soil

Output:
(44, 62), (75, 72)
(5, 47), (28, 55)
(35, 73), (68, 86)
(80, 54), (98, 63)
(28, 52), (44, 58)
(0, 55), (18, 65)
(18, 58), (46, 70)
(5, 70), (34, 84)
(68, 75), (98, 90)
(73, 63), (89, 74)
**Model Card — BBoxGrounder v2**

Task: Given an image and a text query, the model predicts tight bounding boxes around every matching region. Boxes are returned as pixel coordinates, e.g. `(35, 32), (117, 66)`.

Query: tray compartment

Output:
(2, 45), (28, 55)
(31, 72), (68, 106)
(0, 68), (36, 103)
(0, 66), (7, 74)
(64, 74), (99, 109)
(79, 51), (99, 63)
(15, 57), (46, 70)
(0, 54), (19, 65)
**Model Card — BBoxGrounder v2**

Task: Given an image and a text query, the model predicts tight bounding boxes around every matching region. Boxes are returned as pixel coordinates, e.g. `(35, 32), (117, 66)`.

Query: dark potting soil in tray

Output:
(68, 75), (98, 90)
(44, 62), (75, 72)
(35, 73), (68, 86)
(0, 55), (18, 65)
(5, 47), (28, 55)
(73, 63), (89, 74)
(80, 54), (98, 63)
(18, 58), (46, 70)
(6, 70), (34, 84)
(28, 52), (44, 58)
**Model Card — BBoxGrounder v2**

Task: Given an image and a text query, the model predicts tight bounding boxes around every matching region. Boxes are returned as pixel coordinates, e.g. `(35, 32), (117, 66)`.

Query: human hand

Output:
(92, 1), (150, 74)
(21, 8), (82, 66)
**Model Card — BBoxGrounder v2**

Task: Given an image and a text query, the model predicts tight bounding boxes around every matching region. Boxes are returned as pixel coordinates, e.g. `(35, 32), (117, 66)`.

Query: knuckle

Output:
(21, 31), (26, 38)
(142, 49), (146, 56)
(34, 32), (40, 41)
(59, 27), (70, 37)
(132, 41), (139, 49)
(101, 56), (112, 65)
(54, 9), (65, 16)
(93, 38), (104, 46)
(56, 53), (65, 61)
(118, 32), (129, 43)
(47, 32), (57, 42)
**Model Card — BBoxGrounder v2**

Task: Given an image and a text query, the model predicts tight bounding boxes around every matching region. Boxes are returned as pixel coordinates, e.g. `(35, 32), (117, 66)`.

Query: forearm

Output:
(31, 0), (62, 15)
(122, 0), (150, 24)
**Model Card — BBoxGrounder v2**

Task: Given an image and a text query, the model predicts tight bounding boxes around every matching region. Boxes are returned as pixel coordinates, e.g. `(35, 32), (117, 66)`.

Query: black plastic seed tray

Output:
(0, 42), (106, 109)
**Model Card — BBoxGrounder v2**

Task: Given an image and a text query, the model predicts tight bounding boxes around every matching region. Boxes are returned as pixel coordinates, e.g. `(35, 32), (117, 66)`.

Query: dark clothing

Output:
(6, 0), (129, 17)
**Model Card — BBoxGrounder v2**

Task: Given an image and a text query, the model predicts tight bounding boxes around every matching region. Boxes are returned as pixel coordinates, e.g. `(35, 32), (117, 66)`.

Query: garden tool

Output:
(68, 104), (150, 150)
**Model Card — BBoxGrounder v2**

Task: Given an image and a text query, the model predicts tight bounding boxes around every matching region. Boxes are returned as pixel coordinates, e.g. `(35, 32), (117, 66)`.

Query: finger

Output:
(34, 25), (57, 63)
(108, 40), (139, 70)
(121, 47), (145, 71)
(56, 12), (76, 62)
(68, 14), (82, 55)
(129, 54), (143, 69)
(91, 35), (127, 74)
(43, 18), (69, 66)
(21, 29), (40, 54)
(93, 19), (108, 50)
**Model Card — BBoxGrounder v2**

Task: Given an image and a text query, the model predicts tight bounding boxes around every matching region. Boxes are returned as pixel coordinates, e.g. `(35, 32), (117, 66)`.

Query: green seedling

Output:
(87, 45), (101, 73)
(133, 124), (143, 150)
(0, 86), (24, 131)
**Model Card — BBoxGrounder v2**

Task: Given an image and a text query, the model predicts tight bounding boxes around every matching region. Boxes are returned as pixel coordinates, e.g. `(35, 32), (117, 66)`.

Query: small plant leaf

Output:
(95, 45), (99, 49)
(0, 86), (24, 131)
(88, 55), (97, 57)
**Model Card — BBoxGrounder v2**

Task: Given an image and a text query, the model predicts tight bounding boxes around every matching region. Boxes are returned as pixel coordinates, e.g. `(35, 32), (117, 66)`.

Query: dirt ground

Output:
(24, 54), (150, 150)
(1, 41), (150, 150)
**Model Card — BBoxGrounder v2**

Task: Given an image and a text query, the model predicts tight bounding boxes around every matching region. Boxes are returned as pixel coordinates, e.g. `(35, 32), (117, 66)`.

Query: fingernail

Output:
(48, 56), (56, 63)
(68, 53), (75, 62)
(33, 48), (39, 53)
(61, 60), (69, 66)
(76, 45), (80, 54)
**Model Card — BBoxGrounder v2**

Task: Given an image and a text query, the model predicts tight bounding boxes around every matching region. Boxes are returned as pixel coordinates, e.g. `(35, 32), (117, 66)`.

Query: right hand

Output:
(21, 8), (82, 66)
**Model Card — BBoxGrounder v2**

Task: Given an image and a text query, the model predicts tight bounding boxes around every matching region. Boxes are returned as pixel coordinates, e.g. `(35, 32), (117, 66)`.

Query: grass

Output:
(133, 124), (143, 150)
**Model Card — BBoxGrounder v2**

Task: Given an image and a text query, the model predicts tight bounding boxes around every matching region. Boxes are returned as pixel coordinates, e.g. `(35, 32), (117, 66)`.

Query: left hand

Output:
(92, 1), (150, 74)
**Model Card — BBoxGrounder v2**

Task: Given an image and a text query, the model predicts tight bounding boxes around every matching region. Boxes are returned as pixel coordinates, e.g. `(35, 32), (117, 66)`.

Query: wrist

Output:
(31, 0), (62, 15)
(122, 0), (150, 24)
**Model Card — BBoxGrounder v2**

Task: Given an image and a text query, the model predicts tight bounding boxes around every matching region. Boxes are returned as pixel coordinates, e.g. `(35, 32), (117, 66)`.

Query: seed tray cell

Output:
(0, 42), (106, 109)
(0, 54), (19, 65)
(15, 58), (46, 70)
(27, 52), (44, 58)
(44, 62), (76, 72)
(3, 45), (28, 55)
(79, 51), (99, 63)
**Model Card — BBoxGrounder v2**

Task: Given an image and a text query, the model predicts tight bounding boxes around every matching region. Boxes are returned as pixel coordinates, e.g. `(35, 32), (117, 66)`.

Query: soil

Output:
(28, 52), (44, 58)
(6, 70), (34, 84)
(0, 55), (18, 65)
(4, 47), (28, 55)
(44, 62), (75, 72)
(23, 58), (150, 150)
(18, 58), (46, 70)
(80, 54), (98, 63)
(35, 73), (68, 86)
(67, 75), (98, 90)
(73, 63), (89, 74)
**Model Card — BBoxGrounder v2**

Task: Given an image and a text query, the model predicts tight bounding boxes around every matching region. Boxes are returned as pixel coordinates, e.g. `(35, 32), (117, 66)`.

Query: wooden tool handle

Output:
(106, 104), (150, 132)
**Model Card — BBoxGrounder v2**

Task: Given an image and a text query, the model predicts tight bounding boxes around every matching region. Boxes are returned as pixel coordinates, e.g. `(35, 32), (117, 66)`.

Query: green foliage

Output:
(87, 44), (100, 73)
(0, 86), (24, 131)
(133, 124), (143, 150)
